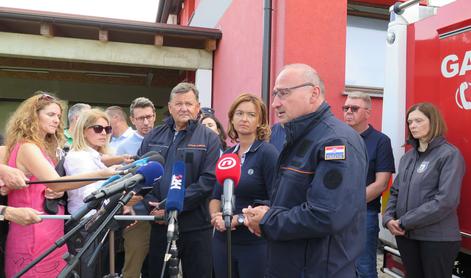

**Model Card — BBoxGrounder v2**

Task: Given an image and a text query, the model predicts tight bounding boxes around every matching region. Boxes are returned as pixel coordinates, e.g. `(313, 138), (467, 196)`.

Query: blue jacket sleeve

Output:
(260, 140), (367, 241)
(261, 143), (279, 201)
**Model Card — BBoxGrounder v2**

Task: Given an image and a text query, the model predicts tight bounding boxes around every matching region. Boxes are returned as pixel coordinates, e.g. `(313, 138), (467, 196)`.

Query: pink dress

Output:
(5, 143), (67, 278)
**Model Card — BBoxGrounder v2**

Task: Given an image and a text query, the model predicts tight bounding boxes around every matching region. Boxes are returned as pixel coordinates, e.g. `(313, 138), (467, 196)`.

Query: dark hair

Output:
(130, 97), (155, 117)
(200, 114), (227, 150)
(406, 102), (447, 142)
(227, 93), (271, 142)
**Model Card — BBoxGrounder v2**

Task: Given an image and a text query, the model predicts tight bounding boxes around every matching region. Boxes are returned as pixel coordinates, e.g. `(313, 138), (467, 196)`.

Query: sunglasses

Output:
(38, 93), (55, 101)
(88, 125), (112, 134)
(342, 105), (367, 113)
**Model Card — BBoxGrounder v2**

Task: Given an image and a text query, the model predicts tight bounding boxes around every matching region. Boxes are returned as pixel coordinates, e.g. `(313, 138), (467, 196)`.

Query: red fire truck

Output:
(380, 0), (471, 276)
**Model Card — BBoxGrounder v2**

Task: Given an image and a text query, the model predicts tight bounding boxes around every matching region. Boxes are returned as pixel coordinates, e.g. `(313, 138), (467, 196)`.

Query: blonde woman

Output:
(3, 93), (116, 278)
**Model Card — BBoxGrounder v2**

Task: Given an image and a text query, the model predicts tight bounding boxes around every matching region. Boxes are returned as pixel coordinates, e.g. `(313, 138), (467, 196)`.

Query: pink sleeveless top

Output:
(5, 143), (67, 278)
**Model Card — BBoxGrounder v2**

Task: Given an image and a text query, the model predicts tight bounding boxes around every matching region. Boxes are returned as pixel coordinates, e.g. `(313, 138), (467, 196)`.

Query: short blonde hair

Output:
(347, 91), (371, 109)
(71, 108), (111, 154)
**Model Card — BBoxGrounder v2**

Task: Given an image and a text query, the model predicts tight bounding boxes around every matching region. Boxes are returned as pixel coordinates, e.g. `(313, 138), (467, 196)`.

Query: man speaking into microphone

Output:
(243, 64), (368, 278)
(138, 82), (221, 278)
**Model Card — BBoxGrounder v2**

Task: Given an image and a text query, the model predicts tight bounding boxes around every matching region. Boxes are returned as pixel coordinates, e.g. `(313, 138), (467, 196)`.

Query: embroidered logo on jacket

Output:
(187, 144), (206, 148)
(324, 145), (346, 160)
(417, 161), (429, 173)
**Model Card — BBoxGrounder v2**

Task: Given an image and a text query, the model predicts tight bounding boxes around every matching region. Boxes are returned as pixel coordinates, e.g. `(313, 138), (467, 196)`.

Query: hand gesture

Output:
(0, 165), (29, 189)
(386, 219), (405, 236)
(242, 205), (270, 237)
(149, 201), (166, 225)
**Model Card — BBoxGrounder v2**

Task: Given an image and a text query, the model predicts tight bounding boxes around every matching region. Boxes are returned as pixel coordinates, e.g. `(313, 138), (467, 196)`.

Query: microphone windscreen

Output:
(146, 153), (165, 165)
(166, 161), (185, 213)
(139, 151), (159, 159)
(215, 153), (241, 185)
(136, 161), (164, 186)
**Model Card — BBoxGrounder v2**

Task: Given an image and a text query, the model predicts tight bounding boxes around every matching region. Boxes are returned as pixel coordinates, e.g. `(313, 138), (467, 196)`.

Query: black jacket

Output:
(138, 117), (221, 232)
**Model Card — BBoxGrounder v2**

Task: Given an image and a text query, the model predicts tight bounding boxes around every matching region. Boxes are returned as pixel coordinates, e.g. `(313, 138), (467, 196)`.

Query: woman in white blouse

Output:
(64, 108), (114, 277)
(64, 108), (113, 214)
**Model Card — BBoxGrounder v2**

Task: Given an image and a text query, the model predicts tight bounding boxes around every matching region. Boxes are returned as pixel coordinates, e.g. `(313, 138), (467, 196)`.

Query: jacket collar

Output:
(163, 116), (198, 133)
(229, 139), (264, 154)
(284, 101), (332, 145)
(408, 136), (446, 153)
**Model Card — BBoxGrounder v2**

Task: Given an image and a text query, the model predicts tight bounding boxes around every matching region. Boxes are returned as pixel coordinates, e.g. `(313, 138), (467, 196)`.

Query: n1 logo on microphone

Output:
(217, 156), (238, 170)
(170, 174), (183, 190)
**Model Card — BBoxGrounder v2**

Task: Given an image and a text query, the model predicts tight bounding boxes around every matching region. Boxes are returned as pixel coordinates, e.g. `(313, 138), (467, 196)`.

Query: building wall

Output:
(185, 0), (389, 129)
(211, 0), (264, 126)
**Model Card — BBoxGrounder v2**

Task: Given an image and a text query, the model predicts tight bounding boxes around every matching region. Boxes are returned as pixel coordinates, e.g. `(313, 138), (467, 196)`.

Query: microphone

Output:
(215, 153), (241, 229)
(83, 173), (134, 203)
(165, 161), (185, 241)
(87, 162), (164, 201)
(118, 153), (164, 172)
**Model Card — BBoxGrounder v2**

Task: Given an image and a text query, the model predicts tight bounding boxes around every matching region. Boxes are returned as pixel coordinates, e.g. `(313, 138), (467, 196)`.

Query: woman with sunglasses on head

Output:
(63, 108), (115, 277)
(200, 113), (228, 151)
(3, 93), (117, 278)
(383, 102), (465, 278)
(209, 93), (279, 278)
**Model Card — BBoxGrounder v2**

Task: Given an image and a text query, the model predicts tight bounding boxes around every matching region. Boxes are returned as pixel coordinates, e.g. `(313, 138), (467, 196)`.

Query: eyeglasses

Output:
(342, 105), (368, 113)
(134, 114), (155, 122)
(88, 125), (112, 134)
(272, 83), (315, 99)
(200, 107), (215, 115)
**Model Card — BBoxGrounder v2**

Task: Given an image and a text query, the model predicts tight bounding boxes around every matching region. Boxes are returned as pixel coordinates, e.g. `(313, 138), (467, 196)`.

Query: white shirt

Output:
(64, 147), (107, 215)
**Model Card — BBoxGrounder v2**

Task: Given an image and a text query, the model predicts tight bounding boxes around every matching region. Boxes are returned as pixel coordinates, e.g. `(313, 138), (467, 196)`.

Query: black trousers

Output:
(148, 225), (213, 278)
(395, 236), (460, 278)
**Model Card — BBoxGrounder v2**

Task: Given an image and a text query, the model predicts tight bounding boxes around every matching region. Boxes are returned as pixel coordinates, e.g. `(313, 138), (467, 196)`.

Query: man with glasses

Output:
(343, 92), (395, 278)
(138, 82), (220, 277)
(243, 63), (368, 277)
(115, 97), (157, 278)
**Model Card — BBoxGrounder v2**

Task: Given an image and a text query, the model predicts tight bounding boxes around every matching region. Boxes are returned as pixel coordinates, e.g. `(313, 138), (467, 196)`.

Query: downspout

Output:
(156, 0), (166, 22)
(262, 0), (273, 109)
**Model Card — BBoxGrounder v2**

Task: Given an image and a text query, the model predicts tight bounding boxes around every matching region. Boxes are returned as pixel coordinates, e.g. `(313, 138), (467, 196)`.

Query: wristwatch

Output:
(237, 214), (245, 226)
(0, 206), (6, 221)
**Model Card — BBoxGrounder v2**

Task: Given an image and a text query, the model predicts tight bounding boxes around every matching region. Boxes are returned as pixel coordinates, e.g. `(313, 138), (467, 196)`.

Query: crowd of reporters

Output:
(0, 63), (465, 278)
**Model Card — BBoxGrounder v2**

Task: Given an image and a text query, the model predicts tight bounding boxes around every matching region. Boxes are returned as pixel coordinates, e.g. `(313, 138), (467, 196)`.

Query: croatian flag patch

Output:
(324, 145), (346, 160)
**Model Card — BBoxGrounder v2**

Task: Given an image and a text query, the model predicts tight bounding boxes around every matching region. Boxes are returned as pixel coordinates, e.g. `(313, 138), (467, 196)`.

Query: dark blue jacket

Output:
(138, 117), (221, 232)
(260, 102), (368, 278)
(212, 140), (279, 245)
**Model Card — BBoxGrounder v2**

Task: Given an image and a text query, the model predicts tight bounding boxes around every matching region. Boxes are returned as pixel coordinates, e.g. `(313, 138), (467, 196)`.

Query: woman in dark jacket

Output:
(383, 102), (465, 278)
(209, 93), (279, 278)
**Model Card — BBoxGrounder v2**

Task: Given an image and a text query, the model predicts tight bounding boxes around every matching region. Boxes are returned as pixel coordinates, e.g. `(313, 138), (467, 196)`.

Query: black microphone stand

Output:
(57, 190), (135, 278)
(224, 214), (232, 278)
(12, 207), (98, 278)
(160, 214), (180, 278)
(222, 194), (235, 278)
